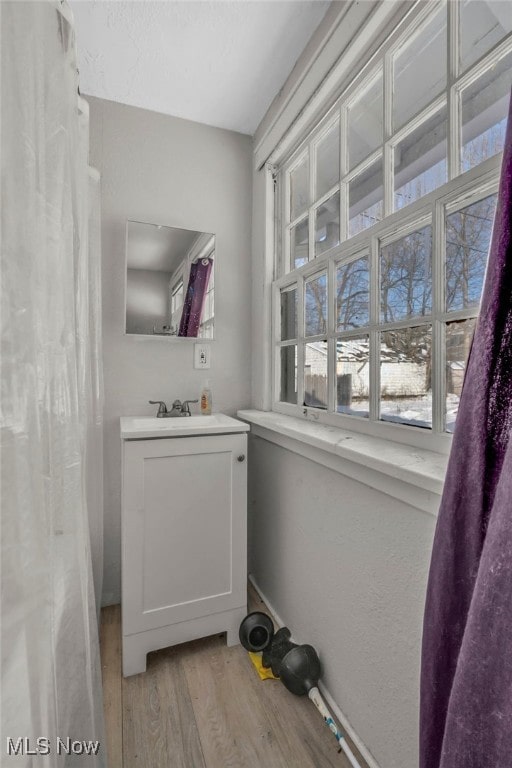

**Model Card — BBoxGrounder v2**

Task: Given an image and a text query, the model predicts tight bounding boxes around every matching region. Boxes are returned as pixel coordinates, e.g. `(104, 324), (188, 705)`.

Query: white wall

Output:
(248, 436), (437, 768)
(88, 97), (252, 605)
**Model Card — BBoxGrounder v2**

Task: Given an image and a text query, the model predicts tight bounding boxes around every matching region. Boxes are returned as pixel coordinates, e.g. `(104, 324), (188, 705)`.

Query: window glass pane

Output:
(348, 71), (383, 170)
(315, 191), (340, 256)
(461, 51), (512, 172)
(459, 0), (512, 72)
(280, 346), (297, 404)
(290, 155), (309, 220)
(336, 256), (369, 330)
(198, 322), (214, 340)
(305, 341), (328, 408)
(380, 326), (432, 428)
(291, 218), (309, 269)
(281, 286), (298, 340)
(394, 108), (447, 210)
(336, 337), (369, 417)
(446, 194), (497, 312)
(202, 291), (213, 322)
(305, 273), (327, 336)
(349, 158), (383, 236)
(381, 226), (432, 322)
(198, 261), (214, 338)
(316, 121), (340, 199)
(171, 282), (183, 315)
(445, 318), (476, 432)
(393, 8), (446, 130)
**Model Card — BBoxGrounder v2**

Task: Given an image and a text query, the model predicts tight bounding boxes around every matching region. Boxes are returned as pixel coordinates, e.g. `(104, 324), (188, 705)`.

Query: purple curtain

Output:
(178, 258), (213, 337)
(420, 96), (512, 768)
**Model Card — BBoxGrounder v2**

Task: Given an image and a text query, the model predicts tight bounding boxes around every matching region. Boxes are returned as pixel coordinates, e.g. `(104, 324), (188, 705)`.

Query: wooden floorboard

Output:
(246, 580), (368, 768)
(100, 587), (370, 768)
(122, 644), (206, 768)
(99, 605), (122, 768)
(181, 635), (313, 768)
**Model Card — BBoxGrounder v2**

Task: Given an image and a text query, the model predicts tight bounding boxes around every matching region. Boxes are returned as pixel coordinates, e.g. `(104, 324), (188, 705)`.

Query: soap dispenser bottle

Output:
(200, 379), (212, 415)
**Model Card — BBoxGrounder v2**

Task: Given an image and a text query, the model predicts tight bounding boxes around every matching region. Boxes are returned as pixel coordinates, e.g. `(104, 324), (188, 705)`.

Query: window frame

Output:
(270, 0), (510, 450)
(273, 159), (500, 451)
(170, 277), (184, 314)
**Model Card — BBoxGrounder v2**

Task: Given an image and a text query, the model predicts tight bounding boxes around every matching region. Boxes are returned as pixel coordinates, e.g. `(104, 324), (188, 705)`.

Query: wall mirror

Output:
(125, 220), (215, 338)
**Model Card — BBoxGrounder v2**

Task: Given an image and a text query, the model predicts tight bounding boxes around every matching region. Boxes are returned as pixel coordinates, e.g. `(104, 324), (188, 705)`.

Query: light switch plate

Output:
(194, 343), (211, 369)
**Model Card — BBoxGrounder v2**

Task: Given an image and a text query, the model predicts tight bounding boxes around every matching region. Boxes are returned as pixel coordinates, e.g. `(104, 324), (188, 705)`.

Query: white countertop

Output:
(121, 413), (250, 439)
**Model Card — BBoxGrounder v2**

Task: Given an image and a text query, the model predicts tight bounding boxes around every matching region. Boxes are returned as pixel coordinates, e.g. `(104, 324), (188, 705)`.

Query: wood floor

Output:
(100, 585), (368, 768)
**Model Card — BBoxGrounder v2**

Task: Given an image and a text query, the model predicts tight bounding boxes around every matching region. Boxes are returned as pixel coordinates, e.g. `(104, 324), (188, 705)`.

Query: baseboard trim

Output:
(248, 574), (381, 768)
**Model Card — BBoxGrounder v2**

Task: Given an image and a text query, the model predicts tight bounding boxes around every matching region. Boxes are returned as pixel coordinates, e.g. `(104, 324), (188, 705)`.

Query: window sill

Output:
(237, 409), (448, 515)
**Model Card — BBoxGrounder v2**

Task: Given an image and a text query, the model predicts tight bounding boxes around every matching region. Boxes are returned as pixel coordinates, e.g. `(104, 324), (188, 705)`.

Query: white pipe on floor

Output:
(308, 686), (362, 768)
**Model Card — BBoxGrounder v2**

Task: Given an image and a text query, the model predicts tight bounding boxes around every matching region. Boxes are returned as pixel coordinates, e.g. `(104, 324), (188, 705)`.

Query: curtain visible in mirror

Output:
(178, 257), (213, 336)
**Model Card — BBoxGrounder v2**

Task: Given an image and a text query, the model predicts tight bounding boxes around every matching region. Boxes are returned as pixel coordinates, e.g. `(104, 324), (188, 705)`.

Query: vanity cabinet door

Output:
(122, 433), (247, 637)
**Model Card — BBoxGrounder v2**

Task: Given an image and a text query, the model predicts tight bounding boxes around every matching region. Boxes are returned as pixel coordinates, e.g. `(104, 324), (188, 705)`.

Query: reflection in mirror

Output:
(125, 221), (215, 338)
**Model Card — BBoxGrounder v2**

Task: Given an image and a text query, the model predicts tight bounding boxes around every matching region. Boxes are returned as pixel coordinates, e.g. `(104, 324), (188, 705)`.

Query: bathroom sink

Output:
(120, 413), (250, 439)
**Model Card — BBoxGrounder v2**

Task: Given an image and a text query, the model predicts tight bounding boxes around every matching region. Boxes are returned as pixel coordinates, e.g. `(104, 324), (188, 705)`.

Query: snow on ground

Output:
(338, 393), (461, 431)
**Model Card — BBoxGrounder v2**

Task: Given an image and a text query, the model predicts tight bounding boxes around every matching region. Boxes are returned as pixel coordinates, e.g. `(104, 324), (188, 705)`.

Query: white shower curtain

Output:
(1, 2), (105, 765)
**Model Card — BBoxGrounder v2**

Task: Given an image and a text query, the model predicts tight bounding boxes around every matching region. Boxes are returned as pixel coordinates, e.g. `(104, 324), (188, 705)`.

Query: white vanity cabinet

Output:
(120, 415), (249, 677)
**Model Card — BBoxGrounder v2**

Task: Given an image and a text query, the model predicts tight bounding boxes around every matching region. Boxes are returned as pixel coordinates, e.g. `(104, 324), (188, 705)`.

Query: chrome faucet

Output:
(149, 400), (168, 417)
(181, 399), (198, 416)
(149, 399), (198, 417)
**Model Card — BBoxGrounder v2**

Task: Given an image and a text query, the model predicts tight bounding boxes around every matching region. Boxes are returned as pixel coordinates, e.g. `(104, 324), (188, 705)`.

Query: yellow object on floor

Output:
(248, 651), (279, 680)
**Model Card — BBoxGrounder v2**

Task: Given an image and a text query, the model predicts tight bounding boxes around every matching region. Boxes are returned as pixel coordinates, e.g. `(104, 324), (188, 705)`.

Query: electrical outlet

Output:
(194, 343), (211, 369)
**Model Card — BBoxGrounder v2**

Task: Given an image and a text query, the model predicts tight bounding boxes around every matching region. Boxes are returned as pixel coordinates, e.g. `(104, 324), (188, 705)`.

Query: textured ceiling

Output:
(70, 0), (330, 135)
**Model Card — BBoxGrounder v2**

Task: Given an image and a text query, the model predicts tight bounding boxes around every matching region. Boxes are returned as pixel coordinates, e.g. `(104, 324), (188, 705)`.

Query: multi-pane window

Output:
(274, 1), (510, 438)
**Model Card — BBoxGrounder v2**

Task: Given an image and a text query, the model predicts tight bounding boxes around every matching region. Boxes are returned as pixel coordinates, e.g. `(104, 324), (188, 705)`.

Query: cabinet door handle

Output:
(237, 454), (246, 462)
